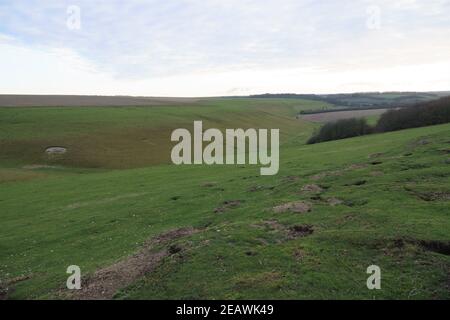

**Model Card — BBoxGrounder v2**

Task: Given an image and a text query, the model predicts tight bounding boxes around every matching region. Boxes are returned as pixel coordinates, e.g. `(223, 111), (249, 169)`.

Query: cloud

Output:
(0, 0), (449, 95)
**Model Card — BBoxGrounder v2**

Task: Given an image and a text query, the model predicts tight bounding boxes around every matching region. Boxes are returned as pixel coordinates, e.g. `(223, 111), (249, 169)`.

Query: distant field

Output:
(301, 109), (388, 123)
(250, 92), (450, 108)
(0, 98), (324, 170)
(0, 95), (202, 107)
(0, 98), (449, 300)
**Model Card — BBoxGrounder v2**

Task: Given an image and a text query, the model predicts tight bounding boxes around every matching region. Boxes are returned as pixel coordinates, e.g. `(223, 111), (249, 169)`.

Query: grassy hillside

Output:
(0, 98), (324, 170)
(250, 92), (450, 109)
(0, 100), (449, 300)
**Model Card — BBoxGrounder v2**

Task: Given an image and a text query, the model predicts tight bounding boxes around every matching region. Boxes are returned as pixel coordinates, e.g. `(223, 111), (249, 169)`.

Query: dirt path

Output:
(69, 227), (198, 300)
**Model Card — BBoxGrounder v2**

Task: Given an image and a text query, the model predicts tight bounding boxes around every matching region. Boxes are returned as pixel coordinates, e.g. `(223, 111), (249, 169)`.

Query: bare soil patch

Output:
(70, 227), (198, 300)
(273, 201), (312, 214)
(369, 153), (384, 159)
(283, 175), (300, 182)
(300, 184), (323, 193)
(6, 275), (31, 285)
(310, 170), (342, 181)
(343, 199), (368, 207)
(292, 248), (306, 261)
(245, 250), (258, 256)
(233, 271), (282, 290)
(261, 219), (285, 231)
(248, 185), (275, 192)
(345, 180), (367, 186)
(347, 164), (368, 170)
(310, 163), (367, 182)
(310, 173), (327, 181)
(214, 200), (242, 213)
(415, 191), (450, 202)
(0, 274), (32, 300)
(327, 197), (343, 206)
(309, 194), (323, 201)
(257, 220), (315, 243)
(201, 182), (217, 188)
(152, 227), (197, 244)
(288, 225), (314, 239)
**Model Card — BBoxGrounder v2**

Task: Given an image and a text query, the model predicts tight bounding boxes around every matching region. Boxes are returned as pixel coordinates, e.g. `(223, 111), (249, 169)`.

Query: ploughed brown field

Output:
(301, 109), (388, 123)
(0, 95), (201, 107)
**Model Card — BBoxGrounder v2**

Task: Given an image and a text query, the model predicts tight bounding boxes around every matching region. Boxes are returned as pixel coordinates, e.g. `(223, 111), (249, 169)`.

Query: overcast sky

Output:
(0, 0), (449, 96)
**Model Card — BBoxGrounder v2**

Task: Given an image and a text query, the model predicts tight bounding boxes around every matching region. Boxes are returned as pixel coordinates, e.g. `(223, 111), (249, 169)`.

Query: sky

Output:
(0, 0), (449, 97)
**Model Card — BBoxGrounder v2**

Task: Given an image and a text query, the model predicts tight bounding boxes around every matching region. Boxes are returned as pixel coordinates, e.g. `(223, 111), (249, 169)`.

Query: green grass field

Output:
(0, 98), (449, 300)
(0, 98), (327, 170)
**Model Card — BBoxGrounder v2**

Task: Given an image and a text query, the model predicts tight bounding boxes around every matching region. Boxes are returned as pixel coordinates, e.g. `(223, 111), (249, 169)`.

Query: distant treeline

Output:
(299, 106), (388, 115)
(307, 118), (372, 144)
(307, 96), (450, 144)
(375, 97), (450, 132)
(249, 92), (444, 108)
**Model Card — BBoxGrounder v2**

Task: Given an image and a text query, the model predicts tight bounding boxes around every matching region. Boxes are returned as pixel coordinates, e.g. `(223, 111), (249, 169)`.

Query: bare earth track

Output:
(67, 227), (198, 300)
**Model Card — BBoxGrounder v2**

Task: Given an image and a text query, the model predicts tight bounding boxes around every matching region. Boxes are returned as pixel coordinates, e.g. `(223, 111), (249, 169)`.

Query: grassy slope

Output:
(122, 124), (450, 300)
(0, 100), (449, 300)
(0, 98), (324, 170)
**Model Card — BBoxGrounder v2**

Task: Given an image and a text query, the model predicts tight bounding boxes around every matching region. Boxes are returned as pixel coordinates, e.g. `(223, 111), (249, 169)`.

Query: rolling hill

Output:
(0, 98), (449, 300)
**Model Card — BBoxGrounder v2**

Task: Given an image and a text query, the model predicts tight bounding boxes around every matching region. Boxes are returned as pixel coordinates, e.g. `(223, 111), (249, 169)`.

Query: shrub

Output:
(306, 96), (450, 145)
(375, 97), (450, 133)
(307, 118), (372, 144)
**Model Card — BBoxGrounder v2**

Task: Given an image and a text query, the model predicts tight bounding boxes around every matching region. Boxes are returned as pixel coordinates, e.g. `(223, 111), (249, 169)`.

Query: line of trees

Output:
(299, 106), (388, 115)
(307, 96), (450, 144)
(375, 96), (450, 132)
(307, 118), (372, 144)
